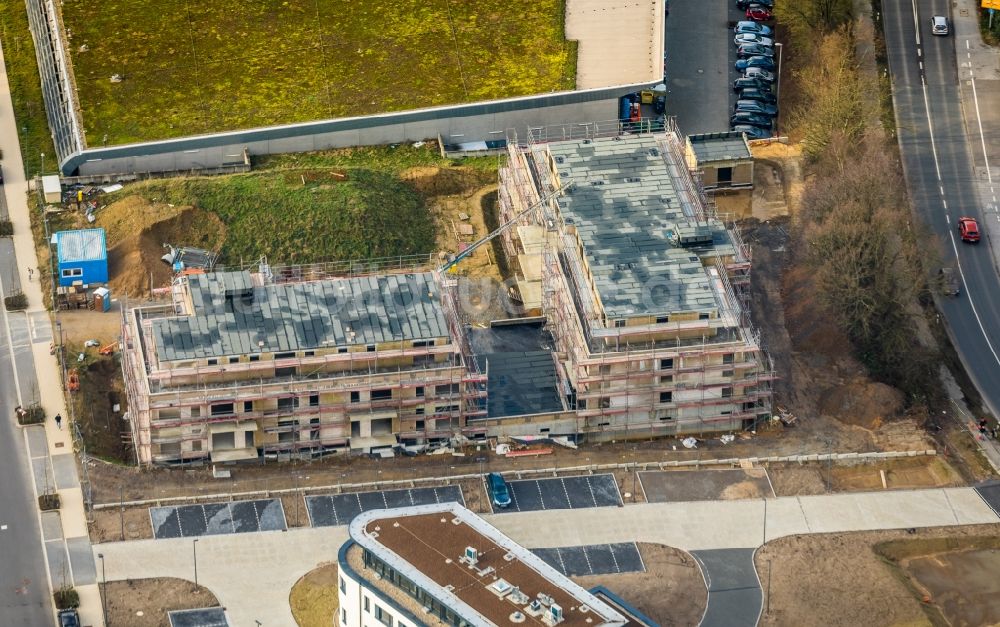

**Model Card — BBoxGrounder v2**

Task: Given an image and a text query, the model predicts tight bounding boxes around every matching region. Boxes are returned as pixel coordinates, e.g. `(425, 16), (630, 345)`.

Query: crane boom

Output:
(437, 182), (573, 274)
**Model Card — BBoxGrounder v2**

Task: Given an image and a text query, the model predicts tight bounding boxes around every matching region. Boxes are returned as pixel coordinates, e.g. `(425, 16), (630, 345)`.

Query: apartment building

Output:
(338, 502), (627, 627)
(493, 123), (773, 438)
(120, 268), (486, 466)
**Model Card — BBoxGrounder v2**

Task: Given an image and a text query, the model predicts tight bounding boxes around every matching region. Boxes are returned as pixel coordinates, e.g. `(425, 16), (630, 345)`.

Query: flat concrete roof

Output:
(687, 132), (753, 163)
(350, 503), (626, 627)
(545, 134), (735, 319)
(152, 271), (449, 361)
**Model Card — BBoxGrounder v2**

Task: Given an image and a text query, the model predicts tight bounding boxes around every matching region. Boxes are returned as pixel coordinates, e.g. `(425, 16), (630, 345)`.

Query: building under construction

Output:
(491, 121), (773, 438)
(120, 266), (486, 466)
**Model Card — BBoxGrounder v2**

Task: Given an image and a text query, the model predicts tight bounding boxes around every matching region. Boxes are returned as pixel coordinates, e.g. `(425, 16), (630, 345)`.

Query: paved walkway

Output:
(92, 487), (998, 627)
(0, 41), (103, 626)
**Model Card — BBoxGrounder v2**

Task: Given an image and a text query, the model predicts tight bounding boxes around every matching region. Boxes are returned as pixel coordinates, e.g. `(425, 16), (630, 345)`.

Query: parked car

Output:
(58, 609), (80, 627)
(738, 87), (777, 104)
(743, 67), (776, 82)
(736, 55), (777, 72)
(745, 4), (773, 21)
(732, 124), (772, 140)
(737, 0), (773, 8)
(487, 472), (511, 508)
(733, 76), (772, 92)
(734, 33), (774, 47)
(734, 21), (773, 36)
(939, 267), (960, 296)
(931, 15), (949, 36)
(734, 99), (778, 116)
(958, 216), (980, 243)
(737, 43), (775, 59)
(730, 112), (773, 128)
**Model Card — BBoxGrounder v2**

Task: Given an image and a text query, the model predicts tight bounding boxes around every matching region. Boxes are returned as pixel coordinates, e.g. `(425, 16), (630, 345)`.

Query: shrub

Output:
(53, 587), (79, 609)
(16, 404), (45, 425)
(0, 220), (12, 236)
(4, 293), (27, 310)
(38, 493), (61, 511)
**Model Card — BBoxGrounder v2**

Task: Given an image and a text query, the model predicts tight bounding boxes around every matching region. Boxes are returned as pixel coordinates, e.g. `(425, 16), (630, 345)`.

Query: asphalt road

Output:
(0, 239), (53, 623)
(883, 0), (1000, 418)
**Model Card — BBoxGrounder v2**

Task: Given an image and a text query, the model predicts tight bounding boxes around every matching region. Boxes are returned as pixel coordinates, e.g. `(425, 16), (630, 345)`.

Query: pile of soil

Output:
(98, 196), (226, 297)
(818, 379), (905, 429)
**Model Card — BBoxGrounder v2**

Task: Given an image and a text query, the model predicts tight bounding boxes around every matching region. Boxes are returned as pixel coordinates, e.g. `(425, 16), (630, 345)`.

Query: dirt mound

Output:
(818, 379), (905, 429)
(104, 201), (226, 297)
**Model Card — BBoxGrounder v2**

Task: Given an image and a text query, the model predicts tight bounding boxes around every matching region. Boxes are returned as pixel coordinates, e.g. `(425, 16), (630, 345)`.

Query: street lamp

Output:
(97, 553), (108, 627)
(774, 43), (783, 105)
(40, 152), (44, 177)
(192, 539), (199, 588)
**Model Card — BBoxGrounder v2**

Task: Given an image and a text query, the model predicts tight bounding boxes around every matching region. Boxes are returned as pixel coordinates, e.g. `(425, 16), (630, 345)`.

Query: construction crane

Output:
(437, 182), (574, 274)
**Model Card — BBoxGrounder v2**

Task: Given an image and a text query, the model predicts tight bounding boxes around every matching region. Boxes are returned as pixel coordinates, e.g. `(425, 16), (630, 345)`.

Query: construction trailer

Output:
(486, 120), (774, 440)
(120, 265), (486, 466)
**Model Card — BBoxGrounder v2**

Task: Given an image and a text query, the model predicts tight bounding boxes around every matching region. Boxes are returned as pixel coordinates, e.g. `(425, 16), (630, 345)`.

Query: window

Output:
(228, 356), (239, 364)
(339, 576), (345, 594)
(723, 353), (734, 365)
(303, 350), (315, 357)
(364, 596), (370, 613)
(366, 344), (376, 352)
(341, 609), (347, 625)
(243, 401), (253, 413)
(599, 397), (611, 409)
(722, 387), (733, 398)
(415, 420), (425, 430)
(435, 383), (460, 395)
(350, 391), (360, 403)
(211, 403), (234, 416)
(699, 313), (710, 320)
(206, 359), (218, 366)
(434, 404), (459, 414)
(338, 347), (348, 354)
(275, 351), (296, 359)
(415, 386), (424, 397)
(412, 340), (431, 348)
(309, 394), (319, 407)
(192, 440), (202, 451)
(371, 389), (392, 401)
(375, 606), (393, 627)
(722, 370), (734, 378)
(275, 366), (296, 377)
(614, 319), (626, 328)
(249, 354), (260, 362)
(577, 399), (587, 410)
(415, 407), (425, 415)
(190, 407), (201, 418)
(660, 391), (673, 403)
(60, 268), (83, 278)
(277, 397), (299, 411)
(660, 374), (673, 384)
(656, 315), (670, 324)
(660, 358), (674, 370)
(599, 365), (611, 375)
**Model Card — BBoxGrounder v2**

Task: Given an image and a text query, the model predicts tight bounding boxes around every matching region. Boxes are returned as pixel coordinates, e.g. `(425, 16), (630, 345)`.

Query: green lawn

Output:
(62, 0), (576, 145)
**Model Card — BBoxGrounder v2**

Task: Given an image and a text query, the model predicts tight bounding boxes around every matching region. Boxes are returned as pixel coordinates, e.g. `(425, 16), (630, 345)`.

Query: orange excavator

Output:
(67, 369), (80, 392)
(99, 342), (117, 356)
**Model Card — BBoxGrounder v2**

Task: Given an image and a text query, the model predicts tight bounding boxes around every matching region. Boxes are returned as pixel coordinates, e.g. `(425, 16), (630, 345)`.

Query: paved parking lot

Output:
(639, 469), (775, 503)
(494, 474), (622, 514)
(168, 607), (230, 627)
(975, 481), (1000, 517)
(306, 486), (464, 527)
(532, 543), (645, 577)
(150, 499), (286, 540)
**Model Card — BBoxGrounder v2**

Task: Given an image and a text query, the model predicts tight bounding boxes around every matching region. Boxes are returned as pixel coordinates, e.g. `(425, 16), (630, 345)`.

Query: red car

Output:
(746, 4), (773, 21)
(958, 216), (980, 243)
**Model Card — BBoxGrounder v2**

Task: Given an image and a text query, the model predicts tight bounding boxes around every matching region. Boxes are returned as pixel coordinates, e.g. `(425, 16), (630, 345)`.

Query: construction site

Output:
(117, 121), (773, 466)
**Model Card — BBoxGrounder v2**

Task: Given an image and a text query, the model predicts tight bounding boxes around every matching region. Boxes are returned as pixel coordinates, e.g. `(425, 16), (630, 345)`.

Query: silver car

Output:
(931, 16), (948, 35)
(734, 33), (774, 47)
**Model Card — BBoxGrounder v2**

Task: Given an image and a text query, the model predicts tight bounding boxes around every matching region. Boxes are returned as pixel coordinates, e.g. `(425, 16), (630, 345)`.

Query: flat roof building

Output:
(55, 228), (108, 287)
(338, 502), (627, 627)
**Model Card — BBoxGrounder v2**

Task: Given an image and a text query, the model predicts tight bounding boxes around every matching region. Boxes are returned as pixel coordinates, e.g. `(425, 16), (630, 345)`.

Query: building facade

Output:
(120, 268), (486, 466)
(338, 502), (627, 627)
(55, 228), (108, 287)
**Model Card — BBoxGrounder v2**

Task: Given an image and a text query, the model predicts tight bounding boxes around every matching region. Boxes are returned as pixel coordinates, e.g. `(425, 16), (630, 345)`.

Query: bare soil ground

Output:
(572, 543), (706, 627)
(756, 526), (1000, 627)
(768, 456), (963, 496)
(290, 562), (340, 627)
(103, 577), (219, 627)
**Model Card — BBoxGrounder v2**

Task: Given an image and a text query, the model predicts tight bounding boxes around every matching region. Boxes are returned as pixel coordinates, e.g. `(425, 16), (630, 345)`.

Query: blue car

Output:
(736, 55), (777, 72)
(734, 99), (778, 116)
(487, 472), (511, 509)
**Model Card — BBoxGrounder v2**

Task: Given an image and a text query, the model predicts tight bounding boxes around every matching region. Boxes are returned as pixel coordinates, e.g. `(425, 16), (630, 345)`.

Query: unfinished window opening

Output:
(243, 401), (253, 413)
(350, 391), (360, 403)
(371, 389), (392, 401)
(371, 418), (393, 436)
(309, 394), (319, 407)
(415, 386), (424, 397)
(275, 366), (297, 377)
(211, 403), (234, 416)
(722, 387), (733, 398)
(366, 344), (376, 352)
(435, 383), (460, 395)
(277, 397), (299, 411)
(274, 351), (296, 359)
(415, 407), (425, 415)
(228, 356), (239, 364)
(656, 315), (670, 324)
(723, 353), (734, 364)
(415, 420), (425, 430)
(249, 354), (260, 362)
(206, 358), (218, 366)
(699, 312), (710, 320)
(659, 391), (673, 403)
(660, 358), (674, 370)
(613, 319), (626, 328)
(598, 397), (611, 409)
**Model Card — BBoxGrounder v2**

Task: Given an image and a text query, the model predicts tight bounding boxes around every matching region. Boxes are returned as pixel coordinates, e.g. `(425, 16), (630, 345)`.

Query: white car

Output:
(734, 33), (774, 47)
(931, 15), (948, 36)
(743, 67), (776, 82)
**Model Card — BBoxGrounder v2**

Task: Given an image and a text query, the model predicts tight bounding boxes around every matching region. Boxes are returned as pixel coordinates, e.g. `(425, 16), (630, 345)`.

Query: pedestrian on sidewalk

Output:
(27, 267), (33, 280)
(54, 413), (62, 430)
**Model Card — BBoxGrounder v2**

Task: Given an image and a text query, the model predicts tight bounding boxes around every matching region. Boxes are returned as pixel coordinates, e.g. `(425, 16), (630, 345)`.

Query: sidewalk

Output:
(0, 43), (104, 627)
(92, 486), (998, 626)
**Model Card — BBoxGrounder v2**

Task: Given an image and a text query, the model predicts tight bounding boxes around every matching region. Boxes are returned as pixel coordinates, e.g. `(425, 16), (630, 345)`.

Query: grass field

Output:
(61, 0), (577, 145)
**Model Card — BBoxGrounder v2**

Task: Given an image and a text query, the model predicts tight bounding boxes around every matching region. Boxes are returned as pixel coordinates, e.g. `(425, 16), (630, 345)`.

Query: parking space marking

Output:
(609, 545), (621, 573)
(306, 486), (465, 527)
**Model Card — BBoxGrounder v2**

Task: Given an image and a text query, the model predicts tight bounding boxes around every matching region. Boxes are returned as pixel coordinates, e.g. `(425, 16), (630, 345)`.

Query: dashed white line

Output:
(948, 232), (1000, 367)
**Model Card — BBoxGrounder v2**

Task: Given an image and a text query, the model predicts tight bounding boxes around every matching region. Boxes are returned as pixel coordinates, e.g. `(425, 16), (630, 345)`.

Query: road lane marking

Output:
(949, 231), (1000, 368)
(1, 524), (7, 530)
(0, 268), (23, 406)
(911, 0), (921, 46)
(967, 53), (993, 184)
